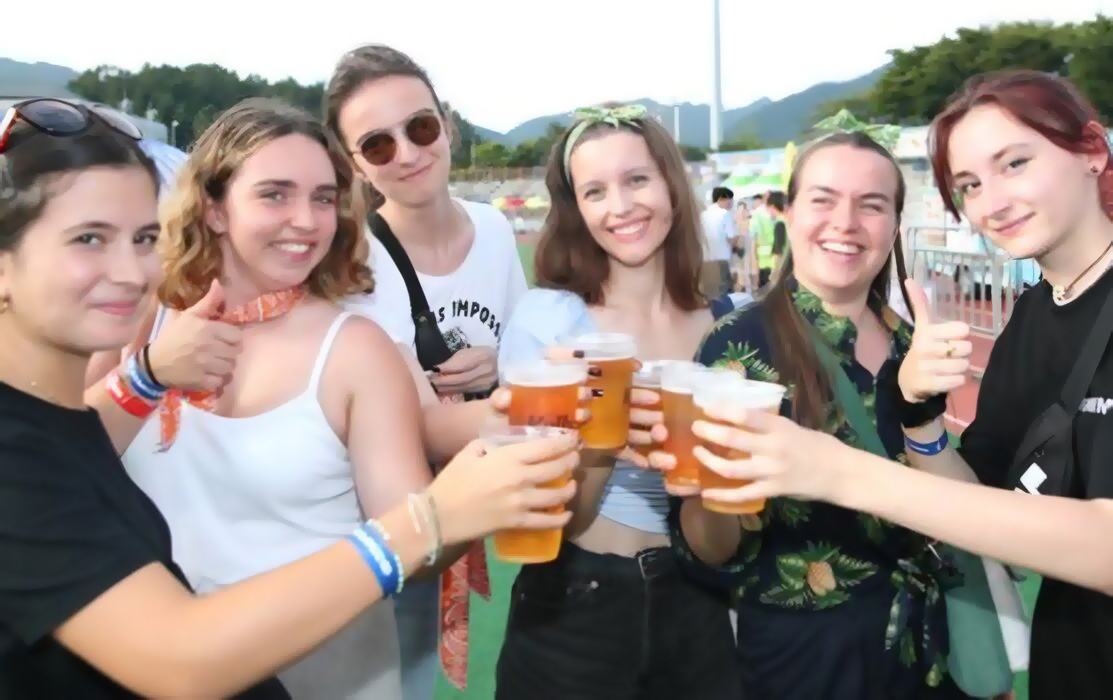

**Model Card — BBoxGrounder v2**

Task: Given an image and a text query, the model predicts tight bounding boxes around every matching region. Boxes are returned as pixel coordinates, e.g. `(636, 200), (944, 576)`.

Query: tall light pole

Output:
(710, 0), (723, 151)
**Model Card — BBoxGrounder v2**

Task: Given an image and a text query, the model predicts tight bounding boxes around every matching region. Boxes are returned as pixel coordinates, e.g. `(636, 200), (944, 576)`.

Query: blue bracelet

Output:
(904, 431), (949, 456)
(365, 519), (405, 594)
(125, 354), (166, 402)
(347, 521), (402, 597)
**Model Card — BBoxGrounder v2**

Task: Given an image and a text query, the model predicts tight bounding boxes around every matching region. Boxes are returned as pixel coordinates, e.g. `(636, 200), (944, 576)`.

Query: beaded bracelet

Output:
(347, 520), (403, 597)
(407, 492), (442, 566)
(365, 519), (405, 594)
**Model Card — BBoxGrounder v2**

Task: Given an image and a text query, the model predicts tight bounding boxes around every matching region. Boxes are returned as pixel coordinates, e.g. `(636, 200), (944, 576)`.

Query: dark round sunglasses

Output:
(0, 98), (143, 154)
(355, 112), (442, 166)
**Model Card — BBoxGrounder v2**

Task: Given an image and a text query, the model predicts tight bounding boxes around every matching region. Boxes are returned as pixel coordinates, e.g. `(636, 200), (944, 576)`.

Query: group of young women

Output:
(0, 41), (1109, 700)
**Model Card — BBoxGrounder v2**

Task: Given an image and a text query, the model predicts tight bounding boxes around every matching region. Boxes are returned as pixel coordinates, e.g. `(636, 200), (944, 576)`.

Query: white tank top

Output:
(124, 310), (402, 700)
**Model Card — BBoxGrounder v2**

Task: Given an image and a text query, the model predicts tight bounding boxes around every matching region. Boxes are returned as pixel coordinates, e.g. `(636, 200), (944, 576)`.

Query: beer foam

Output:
(572, 332), (637, 360)
(484, 425), (576, 447)
(503, 360), (587, 387)
(660, 363), (734, 394)
(694, 380), (786, 410)
(633, 360), (680, 388)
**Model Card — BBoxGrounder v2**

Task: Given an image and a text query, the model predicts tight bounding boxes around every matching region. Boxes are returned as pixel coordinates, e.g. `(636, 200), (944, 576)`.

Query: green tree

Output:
(868, 21), (1087, 124)
(66, 62), (489, 152)
(1063, 14), (1113, 121)
(444, 101), (485, 169)
(719, 134), (765, 152)
(679, 144), (708, 161)
(473, 142), (511, 167)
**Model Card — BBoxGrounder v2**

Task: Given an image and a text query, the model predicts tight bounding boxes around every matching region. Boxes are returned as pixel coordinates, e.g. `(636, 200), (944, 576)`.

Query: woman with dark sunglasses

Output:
(0, 99), (578, 700)
(325, 44), (531, 699)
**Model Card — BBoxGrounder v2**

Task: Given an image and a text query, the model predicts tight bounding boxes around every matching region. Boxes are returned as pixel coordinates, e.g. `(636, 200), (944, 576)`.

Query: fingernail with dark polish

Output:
(572, 350), (585, 358)
(588, 367), (602, 377)
(592, 388), (605, 397)
(431, 366), (442, 373)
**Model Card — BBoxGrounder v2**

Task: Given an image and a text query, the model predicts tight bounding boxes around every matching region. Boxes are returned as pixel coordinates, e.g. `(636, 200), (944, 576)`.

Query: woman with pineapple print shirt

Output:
(667, 131), (971, 700)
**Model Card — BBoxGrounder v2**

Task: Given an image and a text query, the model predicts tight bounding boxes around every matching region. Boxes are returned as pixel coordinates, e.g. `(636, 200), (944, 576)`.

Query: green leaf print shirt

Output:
(670, 279), (952, 690)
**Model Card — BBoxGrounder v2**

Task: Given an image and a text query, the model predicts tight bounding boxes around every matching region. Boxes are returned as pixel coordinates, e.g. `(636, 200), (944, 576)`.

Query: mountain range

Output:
(0, 57), (884, 148)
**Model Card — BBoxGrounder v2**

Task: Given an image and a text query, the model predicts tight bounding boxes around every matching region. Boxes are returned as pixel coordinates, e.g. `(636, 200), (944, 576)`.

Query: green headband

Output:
(562, 103), (649, 187)
(810, 108), (901, 151)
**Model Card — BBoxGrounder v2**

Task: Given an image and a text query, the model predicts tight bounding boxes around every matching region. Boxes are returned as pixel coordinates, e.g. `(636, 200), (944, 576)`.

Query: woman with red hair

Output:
(680, 70), (1113, 699)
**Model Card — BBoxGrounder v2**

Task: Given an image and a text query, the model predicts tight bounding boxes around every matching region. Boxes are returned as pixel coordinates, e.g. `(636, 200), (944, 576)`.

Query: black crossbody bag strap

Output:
(368, 213), (453, 371)
(1007, 290), (1113, 481)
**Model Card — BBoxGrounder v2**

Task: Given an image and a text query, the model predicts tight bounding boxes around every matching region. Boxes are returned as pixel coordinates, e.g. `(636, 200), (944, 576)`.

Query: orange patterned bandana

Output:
(157, 286), (308, 451)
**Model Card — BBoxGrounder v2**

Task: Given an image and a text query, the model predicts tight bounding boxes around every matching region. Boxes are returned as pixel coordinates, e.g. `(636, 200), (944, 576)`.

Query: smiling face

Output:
(947, 104), (1107, 260)
(0, 165), (160, 354)
(337, 74), (451, 207)
(206, 133), (339, 298)
(568, 129), (674, 268)
(787, 143), (900, 299)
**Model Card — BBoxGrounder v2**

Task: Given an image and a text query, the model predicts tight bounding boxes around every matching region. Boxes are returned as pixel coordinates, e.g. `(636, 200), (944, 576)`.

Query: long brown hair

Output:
(534, 106), (705, 311)
(763, 131), (911, 428)
(158, 98), (371, 309)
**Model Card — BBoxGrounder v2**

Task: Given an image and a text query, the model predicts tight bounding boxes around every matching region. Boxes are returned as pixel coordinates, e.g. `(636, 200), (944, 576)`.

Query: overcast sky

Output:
(5, 0), (1108, 131)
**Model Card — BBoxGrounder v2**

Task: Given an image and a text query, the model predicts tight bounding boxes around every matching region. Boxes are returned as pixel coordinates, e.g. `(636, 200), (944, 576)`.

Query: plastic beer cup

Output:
(485, 425), (578, 564)
(570, 333), (638, 450)
(630, 360), (679, 458)
(693, 379), (787, 514)
(503, 359), (588, 430)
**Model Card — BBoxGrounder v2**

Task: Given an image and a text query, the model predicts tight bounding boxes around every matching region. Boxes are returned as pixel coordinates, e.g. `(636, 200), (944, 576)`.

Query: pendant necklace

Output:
(1052, 240), (1113, 304)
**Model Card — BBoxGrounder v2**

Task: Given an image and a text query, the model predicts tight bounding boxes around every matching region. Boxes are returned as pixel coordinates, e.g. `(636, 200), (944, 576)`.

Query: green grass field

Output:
(429, 242), (1038, 699)
(516, 242), (535, 287)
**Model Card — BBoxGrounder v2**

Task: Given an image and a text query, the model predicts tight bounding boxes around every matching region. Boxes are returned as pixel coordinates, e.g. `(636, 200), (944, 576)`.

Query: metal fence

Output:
(903, 225), (1036, 337)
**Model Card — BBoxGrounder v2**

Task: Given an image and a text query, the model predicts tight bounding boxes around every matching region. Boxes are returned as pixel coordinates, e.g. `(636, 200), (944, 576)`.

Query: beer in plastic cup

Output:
(484, 425), (578, 564)
(570, 333), (638, 450)
(661, 366), (746, 487)
(504, 359), (588, 430)
(693, 379), (787, 514)
(630, 360), (677, 457)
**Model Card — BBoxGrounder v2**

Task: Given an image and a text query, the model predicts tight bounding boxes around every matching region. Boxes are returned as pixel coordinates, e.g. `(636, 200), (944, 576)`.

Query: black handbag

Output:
(1005, 290), (1113, 496)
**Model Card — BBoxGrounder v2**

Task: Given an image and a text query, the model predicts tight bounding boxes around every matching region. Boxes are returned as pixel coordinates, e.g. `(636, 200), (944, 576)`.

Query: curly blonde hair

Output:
(158, 97), (372, 310)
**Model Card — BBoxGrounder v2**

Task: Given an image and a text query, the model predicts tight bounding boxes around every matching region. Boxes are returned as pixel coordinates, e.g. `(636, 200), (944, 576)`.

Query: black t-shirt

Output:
(959, 267), (1113, 700)
(0, 382), (288, 699)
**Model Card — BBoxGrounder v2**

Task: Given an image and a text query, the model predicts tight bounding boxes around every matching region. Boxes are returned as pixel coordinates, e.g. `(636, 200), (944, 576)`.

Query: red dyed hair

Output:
(928, 69), (1113, 220)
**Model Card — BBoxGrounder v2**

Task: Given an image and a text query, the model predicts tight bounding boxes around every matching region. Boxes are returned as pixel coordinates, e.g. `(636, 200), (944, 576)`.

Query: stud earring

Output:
(0, 297), (9, 314)
(1092, 166), (1102, 175)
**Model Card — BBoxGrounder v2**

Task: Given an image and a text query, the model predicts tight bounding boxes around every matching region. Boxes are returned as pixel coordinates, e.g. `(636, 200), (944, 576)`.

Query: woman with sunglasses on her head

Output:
(683, 70), (1113, 700)
(490, 104), (742, 700)
(670, 128), (973, 700)
(324, 44), (531, 698)
(0, 99), (578, 699)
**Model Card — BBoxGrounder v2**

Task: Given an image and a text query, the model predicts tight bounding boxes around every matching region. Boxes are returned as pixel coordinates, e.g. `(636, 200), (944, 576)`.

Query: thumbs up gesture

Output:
(146, 280), (243, 392)
(898, 279), (973, 403)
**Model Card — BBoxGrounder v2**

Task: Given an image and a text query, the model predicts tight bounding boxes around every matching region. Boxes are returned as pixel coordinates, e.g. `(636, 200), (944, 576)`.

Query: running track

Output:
(944, 331), (993, 433)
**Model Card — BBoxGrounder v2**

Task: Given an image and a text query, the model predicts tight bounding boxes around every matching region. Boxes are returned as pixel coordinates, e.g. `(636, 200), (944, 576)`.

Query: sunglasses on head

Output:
(0, 98), (143, 155)
(355, 112), (442, 166)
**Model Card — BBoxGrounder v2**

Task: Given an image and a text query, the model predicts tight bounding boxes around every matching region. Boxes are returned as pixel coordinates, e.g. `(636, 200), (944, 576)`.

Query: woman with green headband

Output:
(493, 104), (744, 699)
(668, 126), (974, 699)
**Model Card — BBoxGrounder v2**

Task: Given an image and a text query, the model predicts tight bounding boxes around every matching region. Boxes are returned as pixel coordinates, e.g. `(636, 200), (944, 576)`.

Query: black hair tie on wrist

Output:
(877, 358), (948, 429)
(141, 344), (166, 390)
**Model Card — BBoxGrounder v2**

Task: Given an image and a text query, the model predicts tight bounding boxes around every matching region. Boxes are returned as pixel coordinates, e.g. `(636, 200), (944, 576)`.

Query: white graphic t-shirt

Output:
(342, 198), (528, 360)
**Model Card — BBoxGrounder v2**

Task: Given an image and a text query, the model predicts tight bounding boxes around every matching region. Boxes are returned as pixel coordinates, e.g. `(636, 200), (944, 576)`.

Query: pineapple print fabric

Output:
(670, 278), (955, 694)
